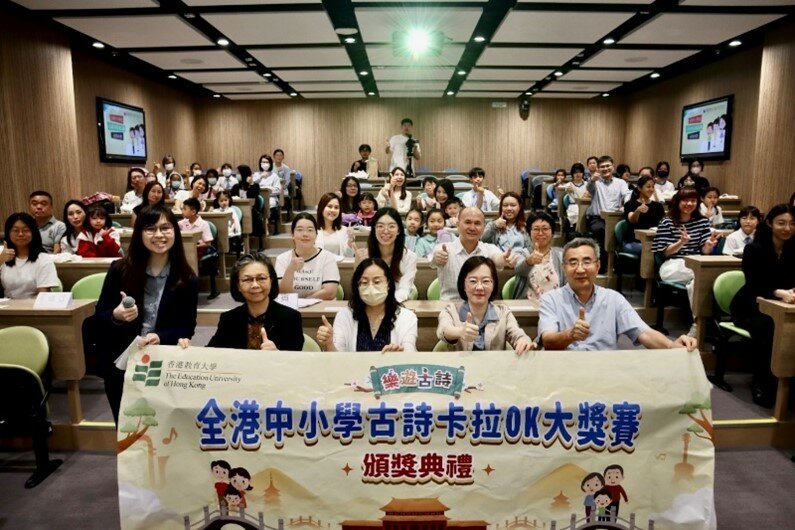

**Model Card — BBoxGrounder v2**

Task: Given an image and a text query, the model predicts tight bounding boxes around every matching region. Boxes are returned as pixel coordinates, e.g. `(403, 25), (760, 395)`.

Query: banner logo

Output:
(369, 364), (466, 398)
(132, 354), (162, 387)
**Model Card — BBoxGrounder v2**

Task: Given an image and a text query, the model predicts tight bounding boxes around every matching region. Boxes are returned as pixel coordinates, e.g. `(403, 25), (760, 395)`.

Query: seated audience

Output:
(586, 155), (630, 272)
(414, 208), (450, 259)
(350, 143), (378, 179)
(357, 192), (377, 227)
(723, 206), (762, 257)
(623, 174), (665, 255)
(212, 191), (242, 255)
(729, 204), (795, 407)
(444, 197), (463, 228)
(167, 172), (185, 198)
(316, 192), (352, 258)
(218, 163), (238, 191)
(316, 258), (417, 352)
(462, 167), (500, 212)
(434, 178), (455, 211)
(154, 154), (177, 186)
(174, 175), (209, 212)
(512, 212), (565, 301)
(340, 176), (362, 226)
(700, 186), (724, 227)
(376, 166), (412, 214)
(653, 161), (675, 203)
(431, 207), (515, 301)
(416, 175), (438, 211)
(76, 204), (122, 258)
(59, 199), (87, 254)
(254, 154), (281, 214)
(203, 168), (219, 202)
(676, 159), (710, 195)
(132, 181), (166, 225)
(29, 190), (66, 253)
(546, 169), (567, 211)
(437, 256), (535, 354)
(0, 212), (59, 298)
(538, 238), (697, 351)
(231, 165), (260, 200)
(404, 208), (423, 252)
(584, 156), (598, 180)
(481, 191), (532, 259)
(276, 213), (339, 300)
(188, 162), (203, 183)
(179, 197), (219, 299)
(563, 162), (589, 230)
(120, 167), (147, 213)
(273, 148), (292, 191)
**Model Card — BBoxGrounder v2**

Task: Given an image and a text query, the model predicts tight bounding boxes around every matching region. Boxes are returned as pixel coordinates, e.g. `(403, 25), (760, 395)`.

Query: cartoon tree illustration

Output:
(678, 397), (713, 445)
(118, 398), (159, 452)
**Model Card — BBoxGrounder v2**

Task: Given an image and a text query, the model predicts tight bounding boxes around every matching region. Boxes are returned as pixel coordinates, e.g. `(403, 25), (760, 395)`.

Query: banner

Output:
(118, 348), (716, 530)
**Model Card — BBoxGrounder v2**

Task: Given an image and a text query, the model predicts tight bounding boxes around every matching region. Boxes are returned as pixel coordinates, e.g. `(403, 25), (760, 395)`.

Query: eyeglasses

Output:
(465, 278), (494, 288)
(531, 226), (552, 234)
(240, 276), (270, 286)
(143, 224), (175, 236)
(10, 228), (32, 235)
(358, 278), (386, 287)
(565, 258), (597, 268)
(375, 223), (399, 232)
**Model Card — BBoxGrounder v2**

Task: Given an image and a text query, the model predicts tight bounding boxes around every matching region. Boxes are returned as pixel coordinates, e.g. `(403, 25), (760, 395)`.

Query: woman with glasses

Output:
(275, 212), (340, 300)
(316, 258), (417, 352)
(0, 212), (59, 298)
(353, 207), (417, 302)
(86, 205), (198, 423)
(437, 256), (535, 354)
(180, 253), (304, 352)
(511, 212), (565, 301)
(480, 192), (532, 259)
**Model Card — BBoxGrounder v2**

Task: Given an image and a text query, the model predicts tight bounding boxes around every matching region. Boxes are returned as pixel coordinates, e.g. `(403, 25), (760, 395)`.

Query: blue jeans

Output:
(622, 241), (642, 255)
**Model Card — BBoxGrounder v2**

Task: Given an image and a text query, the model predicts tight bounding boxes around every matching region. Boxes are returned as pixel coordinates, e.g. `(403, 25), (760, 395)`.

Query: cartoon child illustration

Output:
(604, 464), (629, 517)
(593, 489), (613, 522)
(580, 472), (605, 521)
(229, 467), (254, 508)
(224, 486), (242, 513)
(211, 460), (231, 507)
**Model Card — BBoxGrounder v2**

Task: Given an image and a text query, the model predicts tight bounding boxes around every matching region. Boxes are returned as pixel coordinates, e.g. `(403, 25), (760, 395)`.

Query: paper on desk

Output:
(298, 298), (323, 308)
(114, 337), (141, 371)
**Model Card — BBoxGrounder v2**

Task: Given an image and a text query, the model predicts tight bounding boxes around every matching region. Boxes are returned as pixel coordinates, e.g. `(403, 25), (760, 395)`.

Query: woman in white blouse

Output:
(316, 258), (417, 352)
(376, 166), (412, 214)
(315, 192), (353, 259)
(59, 199), (87, 254)
(120, 167), (147, 213)
(275, 213), (340, 300)
(0, 213), (59, 298)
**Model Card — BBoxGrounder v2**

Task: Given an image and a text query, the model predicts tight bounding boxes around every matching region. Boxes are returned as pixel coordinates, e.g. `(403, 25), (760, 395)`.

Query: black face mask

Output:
(657, 170), (669, 178)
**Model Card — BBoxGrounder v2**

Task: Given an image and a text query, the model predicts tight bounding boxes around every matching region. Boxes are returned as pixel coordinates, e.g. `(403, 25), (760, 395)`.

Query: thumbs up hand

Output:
(317, 315), (334, 350)
(460, 312), (479, 343)
(260, 327), (277, 351)
(434, 243), (449, 266)
(494, 216), (507, 231)
(349, 238), (367, 261)
(527, 242), (544, 266)
(503, 247), (518, 268)
(569, 307), (590, 342)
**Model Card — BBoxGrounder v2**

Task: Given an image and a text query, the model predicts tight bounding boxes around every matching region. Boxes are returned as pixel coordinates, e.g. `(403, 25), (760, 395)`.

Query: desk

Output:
(201, 211), (232, 277)
(575, 197), (591, 233)
(111, 212), (133, 227)
(684, 255), (742, 351)
(300, 299), (539, 351)
(120, 229), (201, 274)
(0, 299), (97, 424)
(601, 210), (624, 288)
(718, 197), (742, 208)
(56, 258), (116, 291)
(757, 298), (795, 421)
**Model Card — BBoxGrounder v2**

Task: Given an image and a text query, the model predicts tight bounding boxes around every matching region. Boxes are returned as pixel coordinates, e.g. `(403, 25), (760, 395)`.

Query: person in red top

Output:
(603, 464), (629, 517)
(211, 460), (231, 507)
(75, 204), (122, 257)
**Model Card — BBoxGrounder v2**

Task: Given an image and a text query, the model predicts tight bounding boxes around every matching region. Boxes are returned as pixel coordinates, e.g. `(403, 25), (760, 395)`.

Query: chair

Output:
(614, 220), (640, 294)
(112, 221), (123, 229)
(302, 333), (321, 352)
(502, 276), (516, 300)
(653, 253), (690, 334)
(199, 221), (220, 299)
(336, 284), (345, 301)
(409, 284), (419, 301)
(709, 271), (751, 392)
(433, 340), (449, 352)
(50, 278), (63, 293)
(71, 273), (107, 300)
(427, 278), (441, 300)
(0, 327), (63, 488)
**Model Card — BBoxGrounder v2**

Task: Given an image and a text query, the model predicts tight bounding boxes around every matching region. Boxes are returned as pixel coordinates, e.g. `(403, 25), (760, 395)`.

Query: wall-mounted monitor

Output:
(96, 97), (147, 163)
(680, 95), (733, 161)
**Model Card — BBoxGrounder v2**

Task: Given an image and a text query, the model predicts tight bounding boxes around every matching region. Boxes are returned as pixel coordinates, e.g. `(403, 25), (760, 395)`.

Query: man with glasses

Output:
(431, 207), (517, 301)
(538, 238), (696, 351)
(585, 155), (631, 273)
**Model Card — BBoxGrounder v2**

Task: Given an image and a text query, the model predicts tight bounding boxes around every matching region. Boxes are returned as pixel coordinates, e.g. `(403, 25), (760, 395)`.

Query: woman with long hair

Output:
(0, 212), (59, 298)
(623, 174), (665, 255)
(376, 167), (412, 214)
(316, 192), (352, 258)
(59, 200), (87, 254)
(481, 191), (531, 260)
(339, 176), (361, 226)
(132, 180), (166, 225)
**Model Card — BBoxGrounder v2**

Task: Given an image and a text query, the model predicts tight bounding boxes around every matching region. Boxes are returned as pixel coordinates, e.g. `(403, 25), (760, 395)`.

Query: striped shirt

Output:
(652, 217), (711, 258)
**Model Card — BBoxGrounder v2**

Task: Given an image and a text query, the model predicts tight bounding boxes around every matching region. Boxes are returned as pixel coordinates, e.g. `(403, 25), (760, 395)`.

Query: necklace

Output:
(368, 313), (384, 336)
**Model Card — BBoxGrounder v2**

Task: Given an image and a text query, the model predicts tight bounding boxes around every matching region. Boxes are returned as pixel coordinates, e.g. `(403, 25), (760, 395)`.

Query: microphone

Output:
(122, 296), (136, 309)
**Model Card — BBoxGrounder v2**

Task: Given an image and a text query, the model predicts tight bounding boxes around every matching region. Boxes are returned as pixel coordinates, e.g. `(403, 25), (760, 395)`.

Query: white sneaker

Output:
(687, 323), (698, 338)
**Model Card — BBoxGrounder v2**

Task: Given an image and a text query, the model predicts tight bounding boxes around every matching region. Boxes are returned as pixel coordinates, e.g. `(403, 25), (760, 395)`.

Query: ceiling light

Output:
(650, 72), (660, 79)
(92, 42), (105, 49)
(359, 71), (369, 76)
(217, 38), (229, 46)
(407, 29), (431, 56)
(344, 37), (356, 44)
(213, 94), (221, 98)
(244, 57), (253, 62)
(289, 92), (298, 97)
(446, 90), (455, 95)
(263, 73), (272, 77)
(473, 36), (486, 43)
(602, 93), (610, 97)
(525, 91), (532, 95)
(554, 71), (563, 77)
(572, 62), (580, 66)
(184, 13), (196, 19)
(729, 40), (741, 47)
(368, 91), (375, 96)
(457, 70), (466, 75)
(603, 38), (615, 45)
(335, 27), (358, 36)
(167, 75), (177, 80)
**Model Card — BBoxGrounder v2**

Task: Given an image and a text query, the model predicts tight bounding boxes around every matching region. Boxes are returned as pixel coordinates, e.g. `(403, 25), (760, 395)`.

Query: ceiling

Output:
(7, 1), (794, 100)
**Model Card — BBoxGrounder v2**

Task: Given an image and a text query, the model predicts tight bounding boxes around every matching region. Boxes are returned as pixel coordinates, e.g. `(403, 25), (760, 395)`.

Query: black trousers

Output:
(586, 215), (607, 272)
(104, 367), (125, 425)
(733, 312), (776, 391)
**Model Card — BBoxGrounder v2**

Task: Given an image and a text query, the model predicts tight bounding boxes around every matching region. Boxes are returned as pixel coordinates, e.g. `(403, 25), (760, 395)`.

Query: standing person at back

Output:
(585, 155), (630, 273)
(28, 191), (66, 254)
(386, 118), (421, 171)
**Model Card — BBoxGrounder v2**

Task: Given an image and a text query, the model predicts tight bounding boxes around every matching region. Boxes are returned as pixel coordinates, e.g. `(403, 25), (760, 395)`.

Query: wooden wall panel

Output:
(623, 47), (763, 203)
(0, 10), (80, 217)
(71, 50), (199, 201)
(751, 21), (795, 211)
(195, 97), (626, 206)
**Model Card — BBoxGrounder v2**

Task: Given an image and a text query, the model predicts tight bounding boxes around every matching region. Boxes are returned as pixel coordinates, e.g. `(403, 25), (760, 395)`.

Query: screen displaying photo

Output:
(680, 96), (732, 160)
(97, 98), (147, 163)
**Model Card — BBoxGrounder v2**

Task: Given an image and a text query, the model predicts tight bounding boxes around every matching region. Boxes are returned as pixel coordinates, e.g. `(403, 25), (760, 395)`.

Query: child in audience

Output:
(357, 193), (377, 227)
(76, 204), (122, 258)
(416, 176), (438, 211)
(168, 172), (184, 199)
(462, 167), (500, 212)
(654, 161), (675, 203)
(218, 163), (238, 191)
(203, 168), (220, 201)
(413, 208), (450, 259)
(180, 197), (219, 299)
(547, 168), (567, 211)
(700, 186), (724, 227)
(677, 159), (710, 195)
(723, 206), (762, 257)
(434, 178), (455, 210)
(340, 176), (361, 226)
(213, 191), (242, 256)
(59, 200), (87, 254)
(404, 208), (423, 252)
(445, 197), (463, 228)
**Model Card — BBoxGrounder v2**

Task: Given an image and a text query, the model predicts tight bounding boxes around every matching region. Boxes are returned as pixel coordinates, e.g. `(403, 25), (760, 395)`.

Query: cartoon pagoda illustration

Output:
(341, 497), (488, 530)
(263, 473), (281, 507)
(550, 491), (570, 513)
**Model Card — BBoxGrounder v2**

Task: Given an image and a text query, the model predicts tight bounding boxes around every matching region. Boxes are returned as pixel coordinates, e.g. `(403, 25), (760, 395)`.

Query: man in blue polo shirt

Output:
(538, 238), (696, 351)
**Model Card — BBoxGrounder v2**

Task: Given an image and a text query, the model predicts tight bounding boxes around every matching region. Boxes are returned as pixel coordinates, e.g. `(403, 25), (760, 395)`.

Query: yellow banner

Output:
(118, 347), (715, 530)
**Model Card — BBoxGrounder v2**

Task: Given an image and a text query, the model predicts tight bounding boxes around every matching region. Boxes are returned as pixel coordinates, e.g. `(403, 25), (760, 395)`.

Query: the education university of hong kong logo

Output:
(370, 364), (466, 398)
(132, 354), (162, 387)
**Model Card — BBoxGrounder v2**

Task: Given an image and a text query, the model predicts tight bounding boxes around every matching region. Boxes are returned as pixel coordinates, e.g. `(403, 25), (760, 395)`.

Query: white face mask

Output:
(171, 182), (181, 190)
(164, 163), (175, 171)
(207, 177), (218, 186)
(691, 166), (701, 175)
(222, 168), (232, 177)
(193, 169), (202, 176)
(261, 162), (270, 171)
(360, 284), (389, 306)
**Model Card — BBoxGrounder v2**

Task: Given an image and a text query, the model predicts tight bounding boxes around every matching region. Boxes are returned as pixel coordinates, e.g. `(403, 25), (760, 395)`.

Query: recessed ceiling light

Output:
(446, 90), (455, 96)
(92, 42), (105, 49)
(335, 27), (358, 36)
(554, 71), (563, 77)
(213, 94), (221, 98)
(729, 40), (742, 47)
(244, 57), (253, 62)
(602, 93), (610, 97)
(217, 38), (229, 46)
(167, 74), (177, 80)
(603, 38), (616, 45)
(525, 91), (531, 95)
(344, 37), (356, 44)
(263, 72), (272, 77)
(650, 72), (660, 79)
(289, 92), (298, 97)
(473, 36), (486, 43)
(457, 70), (466, 75)
(184, 13), (196, 19)
(368, 91), (375, 96)
(572, 62), (580, 66)
(359, 71), (368, 76)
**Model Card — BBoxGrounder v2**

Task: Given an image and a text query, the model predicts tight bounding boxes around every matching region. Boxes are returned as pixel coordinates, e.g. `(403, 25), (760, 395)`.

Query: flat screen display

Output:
(96, 97), (147, 163)
(680, 95), (732, 161)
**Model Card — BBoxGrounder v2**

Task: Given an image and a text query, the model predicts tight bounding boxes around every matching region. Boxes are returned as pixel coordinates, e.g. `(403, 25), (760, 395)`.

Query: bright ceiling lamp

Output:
(393, 29), (445, 59)
(407, 29), (430, 56)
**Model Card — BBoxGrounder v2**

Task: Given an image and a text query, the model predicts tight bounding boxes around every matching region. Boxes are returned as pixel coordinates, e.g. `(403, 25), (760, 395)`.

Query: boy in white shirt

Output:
(723, 206), (761, 257)
(461, 167), (500, 212)
(179, 198), (219, 299)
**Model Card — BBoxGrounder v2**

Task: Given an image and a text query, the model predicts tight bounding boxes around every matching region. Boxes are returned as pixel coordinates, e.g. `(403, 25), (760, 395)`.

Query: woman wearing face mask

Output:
(352, 208), (417, 303)
(132, 181), (166, 225)
(316, 258), (417, 352)
(511, 213), (565, 301)
(438, 256), (535, 354)
(59, 200), (87, 254)
(316, 193), (353, 258)
(676, 159), (710, 196)
(481, 192), (532, 260)
(276, 213), (340, 300)
(120, 167), (147, 213)
(376, 167), (412, 214)
(653, 161), (675, 202)
(254, 154), (281, 228)
(155, 155), (177, 186)
(218, 163), (238, 191)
